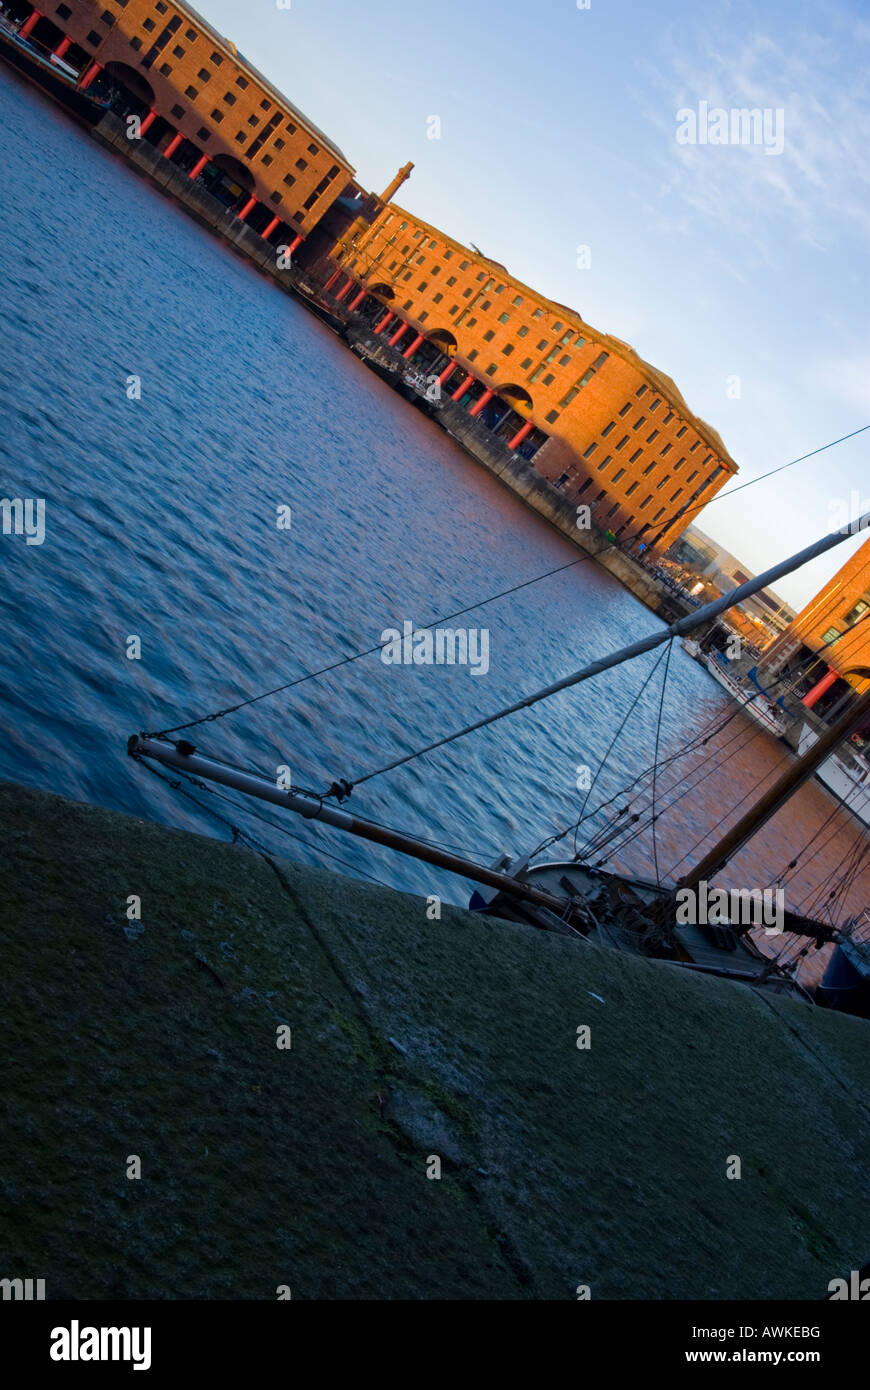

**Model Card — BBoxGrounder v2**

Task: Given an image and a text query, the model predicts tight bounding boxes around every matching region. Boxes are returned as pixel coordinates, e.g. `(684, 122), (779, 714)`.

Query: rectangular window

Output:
(619, 403), (632, 416)
(170, 103), (184, 117)
(502, 343), (514, 355)
(517, 325), (528, 337)
(537, 339), (548, 351)
(543, 373), (555, 386)
(601, 421), (615, 437)
(185, 86), (198, 99)
(583, 443), (598, 458)
(646, 430), (659, 443)
(592, 352), (608, 369)
(660, 443), (672, 456)
(248, 115), (259, 126)
(283, 173), (296, 186)
(159, 62), (171, 76)
(236, 75), (249, 88)
(649, 398), (661, 411)
(546, 349), (559, 363)
(196, 127), (210, 142)
(822, 627), (841, 644)
(596, 455), (612, 471)
(468, 349), (479, 361)
(530, 368), (543, 382)
(185, 27), (196, 40)
(130, 36), (142, 49)
(559, 355), (571, 366)
(498, 313), (510, 324)
(633, 417), (645, 431)
(615, 435), (629, 451)
(418, 281), (428, 292)
(643, 462), (656, 475)
(690, 441), (701, 452)
(545, 409), (560, 423)
(533, 308), (543, 319)
(670, 489), (682, 502)
(578, 369), (595, 386)
(172, 44), (184, 57)
(575, 333), (586, 348)
(663, 412), (674, 424)
(143, 18), (155, 30)
(639, 495), (653, 509)
(56, 2), (72, 16)
(625, 481), (639, 496)
(629, 448), (642, 463)
(513, 295), (523, 306)
(99, 8), (114, 23)
(486, 364), (498, 377)
(484, 329), (495, 342)
(198, 68), (210, 82)
(845, 599), (870, 624)
(612, 469), (626, 482)
(296, 158), (307, 170)
(676, 425), (687, 438)
(433, 292), (443, 303)
(560, 388), (579, 406)
(224, 91), (236, 105)
(635, 384), (648, 397)
(210, 51), (223, 65)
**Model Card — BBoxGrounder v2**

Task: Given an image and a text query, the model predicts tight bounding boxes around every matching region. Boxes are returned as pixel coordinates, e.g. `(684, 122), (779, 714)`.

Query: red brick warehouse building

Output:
(8, 0), (358, 250)
(321, 205), (739, 553)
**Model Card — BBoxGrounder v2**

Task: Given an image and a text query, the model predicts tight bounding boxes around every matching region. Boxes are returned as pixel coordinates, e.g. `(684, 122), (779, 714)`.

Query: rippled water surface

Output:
(1, 72), (866, 975)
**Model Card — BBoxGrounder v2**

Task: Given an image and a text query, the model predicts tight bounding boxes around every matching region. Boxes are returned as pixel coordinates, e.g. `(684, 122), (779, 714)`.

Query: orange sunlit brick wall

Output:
(763, 536), (870, 692)
(331, 203), (739, 551)
(24, 0), (354, 234)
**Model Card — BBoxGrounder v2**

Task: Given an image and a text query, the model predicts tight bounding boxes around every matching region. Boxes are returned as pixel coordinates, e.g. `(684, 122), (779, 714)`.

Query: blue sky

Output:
(196, 0), (869, 607)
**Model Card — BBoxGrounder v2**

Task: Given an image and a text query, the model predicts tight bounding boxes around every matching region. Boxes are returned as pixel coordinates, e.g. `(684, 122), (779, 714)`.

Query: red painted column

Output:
(469, 389), (495, 419)
(188, 153), (209, 180)
(52, 35), (73, 60)
(402, 333), (424, 360)
(347, 288), (366, 312)
(803, 667), (839, 708)
(163, 131), (183, 159)
(388, 322), (409, 348)
(451, 372), (475, 402)
(437, 361), (456, 385)
(78, 60), (102, 91)
(323, 269), (341, 292)
(261, 215), (280, 240)
(334, 278), (354, 302)
(508, 419), (534, 450)
(19, 10), (41, 40)
(373, 310), (394, 334)
(287, 234), (304, 255)
(238, 195), (257, 221)
(139, 109), (157, 137)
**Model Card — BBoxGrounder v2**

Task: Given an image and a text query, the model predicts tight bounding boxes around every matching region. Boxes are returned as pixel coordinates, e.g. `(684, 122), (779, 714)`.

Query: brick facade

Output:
(21, 0), (354, 235)
(330, 203), (738, 551)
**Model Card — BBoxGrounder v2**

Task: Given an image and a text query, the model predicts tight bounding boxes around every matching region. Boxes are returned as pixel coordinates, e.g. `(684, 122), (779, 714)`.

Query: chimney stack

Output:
(379, 161), (414, 205)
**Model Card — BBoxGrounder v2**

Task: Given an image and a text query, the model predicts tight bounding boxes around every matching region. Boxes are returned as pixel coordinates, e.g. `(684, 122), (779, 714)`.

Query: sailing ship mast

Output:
(129, 512), (870, 927)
